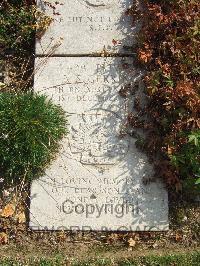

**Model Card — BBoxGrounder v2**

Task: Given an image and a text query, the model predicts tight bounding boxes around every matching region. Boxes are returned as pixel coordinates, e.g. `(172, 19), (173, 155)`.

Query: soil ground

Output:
(0, 188), (199, 262)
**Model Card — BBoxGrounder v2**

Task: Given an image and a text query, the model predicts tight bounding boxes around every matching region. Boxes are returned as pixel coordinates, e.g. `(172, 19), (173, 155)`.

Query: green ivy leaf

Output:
(195, 178), (200, 185)
(188, 134), (198, 146)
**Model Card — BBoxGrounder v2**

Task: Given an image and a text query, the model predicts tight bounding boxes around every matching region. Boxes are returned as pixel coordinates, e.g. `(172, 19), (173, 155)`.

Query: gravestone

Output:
(30, 0), (169, 231)
(36, 0), (136, 55)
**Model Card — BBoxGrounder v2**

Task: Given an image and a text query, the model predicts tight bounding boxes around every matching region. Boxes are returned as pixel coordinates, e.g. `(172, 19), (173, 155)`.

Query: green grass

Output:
(0, 251), (199, 266)
(0, 92), (68, 184)
(117, 251), (200, 266)
(0, 1), (35, 54)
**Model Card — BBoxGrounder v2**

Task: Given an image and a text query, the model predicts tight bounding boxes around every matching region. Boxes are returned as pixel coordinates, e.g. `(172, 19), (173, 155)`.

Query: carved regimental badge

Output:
(68, 110), (129, 166)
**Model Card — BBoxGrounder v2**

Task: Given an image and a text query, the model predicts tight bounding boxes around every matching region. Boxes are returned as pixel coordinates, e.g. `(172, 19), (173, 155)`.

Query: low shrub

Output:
(171, 130), (200, 183)
(0, 0), (52, 55)
(0, 92), (67, 184)
(127, 0), (200, 188)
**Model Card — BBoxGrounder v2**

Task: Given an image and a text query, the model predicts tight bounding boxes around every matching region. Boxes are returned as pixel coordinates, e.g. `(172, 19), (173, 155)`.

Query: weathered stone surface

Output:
(36, 0), (136, 55)
(30, 57), (169, 231)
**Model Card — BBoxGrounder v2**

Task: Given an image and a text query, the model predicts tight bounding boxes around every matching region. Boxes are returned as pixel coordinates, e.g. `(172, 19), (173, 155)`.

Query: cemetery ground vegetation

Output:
(0, 1), (68, 186)
(0, 92), (67, 185)
(0, 0), (52, 56)
(126, 0), (200, 191)
(0, 250), (199, 265)
(0, 0), (52, 90)
(0, 0), (199, 262)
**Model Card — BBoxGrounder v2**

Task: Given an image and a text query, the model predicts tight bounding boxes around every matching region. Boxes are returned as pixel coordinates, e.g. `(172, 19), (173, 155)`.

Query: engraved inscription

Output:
(36, 58), (134, 166)
(66, 15), (130, 32)
(30, 58), (169, 231)
(77, 0), (118, 10)
(36, 0), (134, 54)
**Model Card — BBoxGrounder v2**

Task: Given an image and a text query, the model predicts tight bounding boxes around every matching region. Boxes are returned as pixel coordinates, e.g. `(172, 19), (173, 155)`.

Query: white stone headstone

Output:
(30, 57), (169, 231)
(36, 0), (136, 55)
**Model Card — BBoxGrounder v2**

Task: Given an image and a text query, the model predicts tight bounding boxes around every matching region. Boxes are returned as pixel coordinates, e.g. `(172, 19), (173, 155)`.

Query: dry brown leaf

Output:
(107, 233), (119, 244)
(128, 237), (136, 247)
(0, 232), (8, 244)
(152, 241), (159, 249)
(134, 233), (140, 241)
(175, 233), (183, 242)
(15, 212), (26, 224)
(57, 231), (67, 242)
(0, 203), (15, 218)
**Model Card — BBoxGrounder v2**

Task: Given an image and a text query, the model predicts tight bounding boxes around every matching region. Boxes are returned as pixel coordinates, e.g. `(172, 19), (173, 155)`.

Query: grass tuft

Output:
(0, 92), (68, 184)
